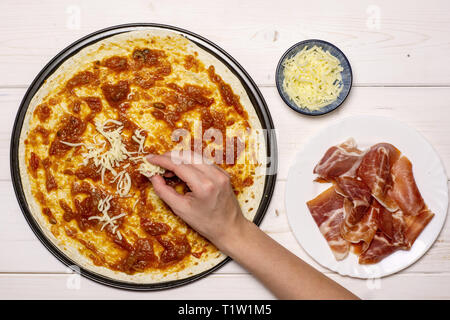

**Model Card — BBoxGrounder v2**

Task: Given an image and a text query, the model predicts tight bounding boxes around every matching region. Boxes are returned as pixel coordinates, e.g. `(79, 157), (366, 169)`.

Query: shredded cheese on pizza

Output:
(132, 129), (146, 154)
(87, 119), (131, 182)
(62, 118), (165, 196)
(88, 194), (126, 239)
(138, 157), (165, 178)
(112, 169), (132, 197)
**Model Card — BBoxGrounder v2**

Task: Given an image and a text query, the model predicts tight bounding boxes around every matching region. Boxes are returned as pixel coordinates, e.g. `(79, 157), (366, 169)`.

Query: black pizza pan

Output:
(10, 23), (278, 291)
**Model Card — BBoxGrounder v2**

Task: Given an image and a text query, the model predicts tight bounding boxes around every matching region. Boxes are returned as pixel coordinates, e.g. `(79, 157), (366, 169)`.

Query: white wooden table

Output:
(1, 0), (449, 299)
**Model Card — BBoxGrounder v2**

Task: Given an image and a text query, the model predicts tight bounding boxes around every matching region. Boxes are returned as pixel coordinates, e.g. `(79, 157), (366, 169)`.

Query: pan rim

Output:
(10, 23), (277, 291)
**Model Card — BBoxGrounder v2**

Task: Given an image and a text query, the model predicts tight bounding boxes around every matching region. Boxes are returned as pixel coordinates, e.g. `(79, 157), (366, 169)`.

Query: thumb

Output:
(150, 175), (187, 211)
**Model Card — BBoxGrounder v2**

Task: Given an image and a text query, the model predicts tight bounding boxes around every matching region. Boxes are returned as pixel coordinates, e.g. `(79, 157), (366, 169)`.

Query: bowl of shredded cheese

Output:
(276, 39), (352, 115)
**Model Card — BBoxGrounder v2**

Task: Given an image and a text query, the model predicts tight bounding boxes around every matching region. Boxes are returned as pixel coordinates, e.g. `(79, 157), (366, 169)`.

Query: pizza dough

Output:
(18, 28), (266, 284)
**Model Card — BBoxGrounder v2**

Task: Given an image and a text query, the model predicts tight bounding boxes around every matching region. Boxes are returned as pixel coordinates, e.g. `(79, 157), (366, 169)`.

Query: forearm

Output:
(146, 154), (357, 299)
(217, 219), (358, 300)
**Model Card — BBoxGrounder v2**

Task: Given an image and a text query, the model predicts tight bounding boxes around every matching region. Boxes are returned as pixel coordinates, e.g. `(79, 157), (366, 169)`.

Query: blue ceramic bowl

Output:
(275, 39), (352, 116)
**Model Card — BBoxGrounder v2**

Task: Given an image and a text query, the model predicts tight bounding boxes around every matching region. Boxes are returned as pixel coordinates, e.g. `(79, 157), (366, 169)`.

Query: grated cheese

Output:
(88, 194), (126, 238)
(60, 141), (85, 147)
(282, 45), (344, 111)
(62, 119), (133, 186)
(138, 157), (165, 178)
(132, 198), (139, 211)
(132, 129), (146, 154)
(112, 170), (132, 197)
(86, 119), (131, 183)
(60, 118), (165, 238)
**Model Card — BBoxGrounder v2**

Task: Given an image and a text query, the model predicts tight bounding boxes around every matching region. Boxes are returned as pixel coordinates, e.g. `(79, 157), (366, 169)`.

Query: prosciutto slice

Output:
(359, 209), (434, 264)
(307, 138), (435, 265)
(359, 232), (400, 264)
(342, 200), (379, 252)
(358, 143), (400, 212)
(314, 138), (364, 180)
(335, 176), (372, 221)
(403, 209), (434, 248)
(389, 156), (426, 216)
(377, 207), (406, 247)
(334, 177), (376, 248)
(306, 187), (350, 260)
(358, 204), (408, 264)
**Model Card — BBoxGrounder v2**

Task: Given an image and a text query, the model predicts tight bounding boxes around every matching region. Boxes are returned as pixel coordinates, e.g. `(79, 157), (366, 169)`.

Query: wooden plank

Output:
(2, 86), (450, 181)
(0, 274), (275, 300)
(1, 179), (449, 275)
(1, 0), (450, 86)
(1, 272), (450, 299)
(1, 0), (450, 300)
(330, 273), (450, 300)
(267, 86), (450, 180)
(1, 86), (449, 275)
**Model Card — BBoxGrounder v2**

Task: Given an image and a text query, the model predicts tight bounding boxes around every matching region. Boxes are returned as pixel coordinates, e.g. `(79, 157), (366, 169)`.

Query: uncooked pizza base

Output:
(18, 28), (267, 284)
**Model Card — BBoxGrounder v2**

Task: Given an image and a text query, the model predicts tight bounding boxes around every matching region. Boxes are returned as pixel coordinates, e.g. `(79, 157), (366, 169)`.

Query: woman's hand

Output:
(146, 152), (248, 248)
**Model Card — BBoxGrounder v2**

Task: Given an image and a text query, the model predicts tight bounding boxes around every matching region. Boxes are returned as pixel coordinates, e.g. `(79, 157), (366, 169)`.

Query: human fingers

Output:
(168, 150), (229, 178)
(149, 175), (188, 212)
(146, 153), (203, 189)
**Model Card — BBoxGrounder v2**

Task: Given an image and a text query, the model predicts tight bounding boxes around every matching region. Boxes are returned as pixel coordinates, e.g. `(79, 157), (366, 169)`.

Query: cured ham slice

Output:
(389, 156), (426, 216)
(357, 143), (400, 212)
(335, 176), (372, 220)
(359, 209), (434, 264)
(359, 204), (408, 264)
(359, 232), (400, 264)
(306, 187), (350, 260)
(334, 177), (375, 246)
(307, 138), (435, 265)
(314, 138), (364, 180)
(403, 209), (434, 248)
(377, 207), (406, 247)
(341, 200), (379, 251)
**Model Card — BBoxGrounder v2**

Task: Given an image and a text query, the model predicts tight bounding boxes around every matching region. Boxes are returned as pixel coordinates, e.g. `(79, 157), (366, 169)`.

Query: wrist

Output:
(214, 215), (253, 257)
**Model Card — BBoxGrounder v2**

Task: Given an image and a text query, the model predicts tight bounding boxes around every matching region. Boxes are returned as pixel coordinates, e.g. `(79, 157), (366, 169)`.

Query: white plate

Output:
(285, 115), (448, 278)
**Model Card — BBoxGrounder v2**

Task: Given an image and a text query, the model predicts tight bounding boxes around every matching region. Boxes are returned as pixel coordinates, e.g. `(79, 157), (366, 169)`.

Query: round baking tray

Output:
(10, 23), (277, 291)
